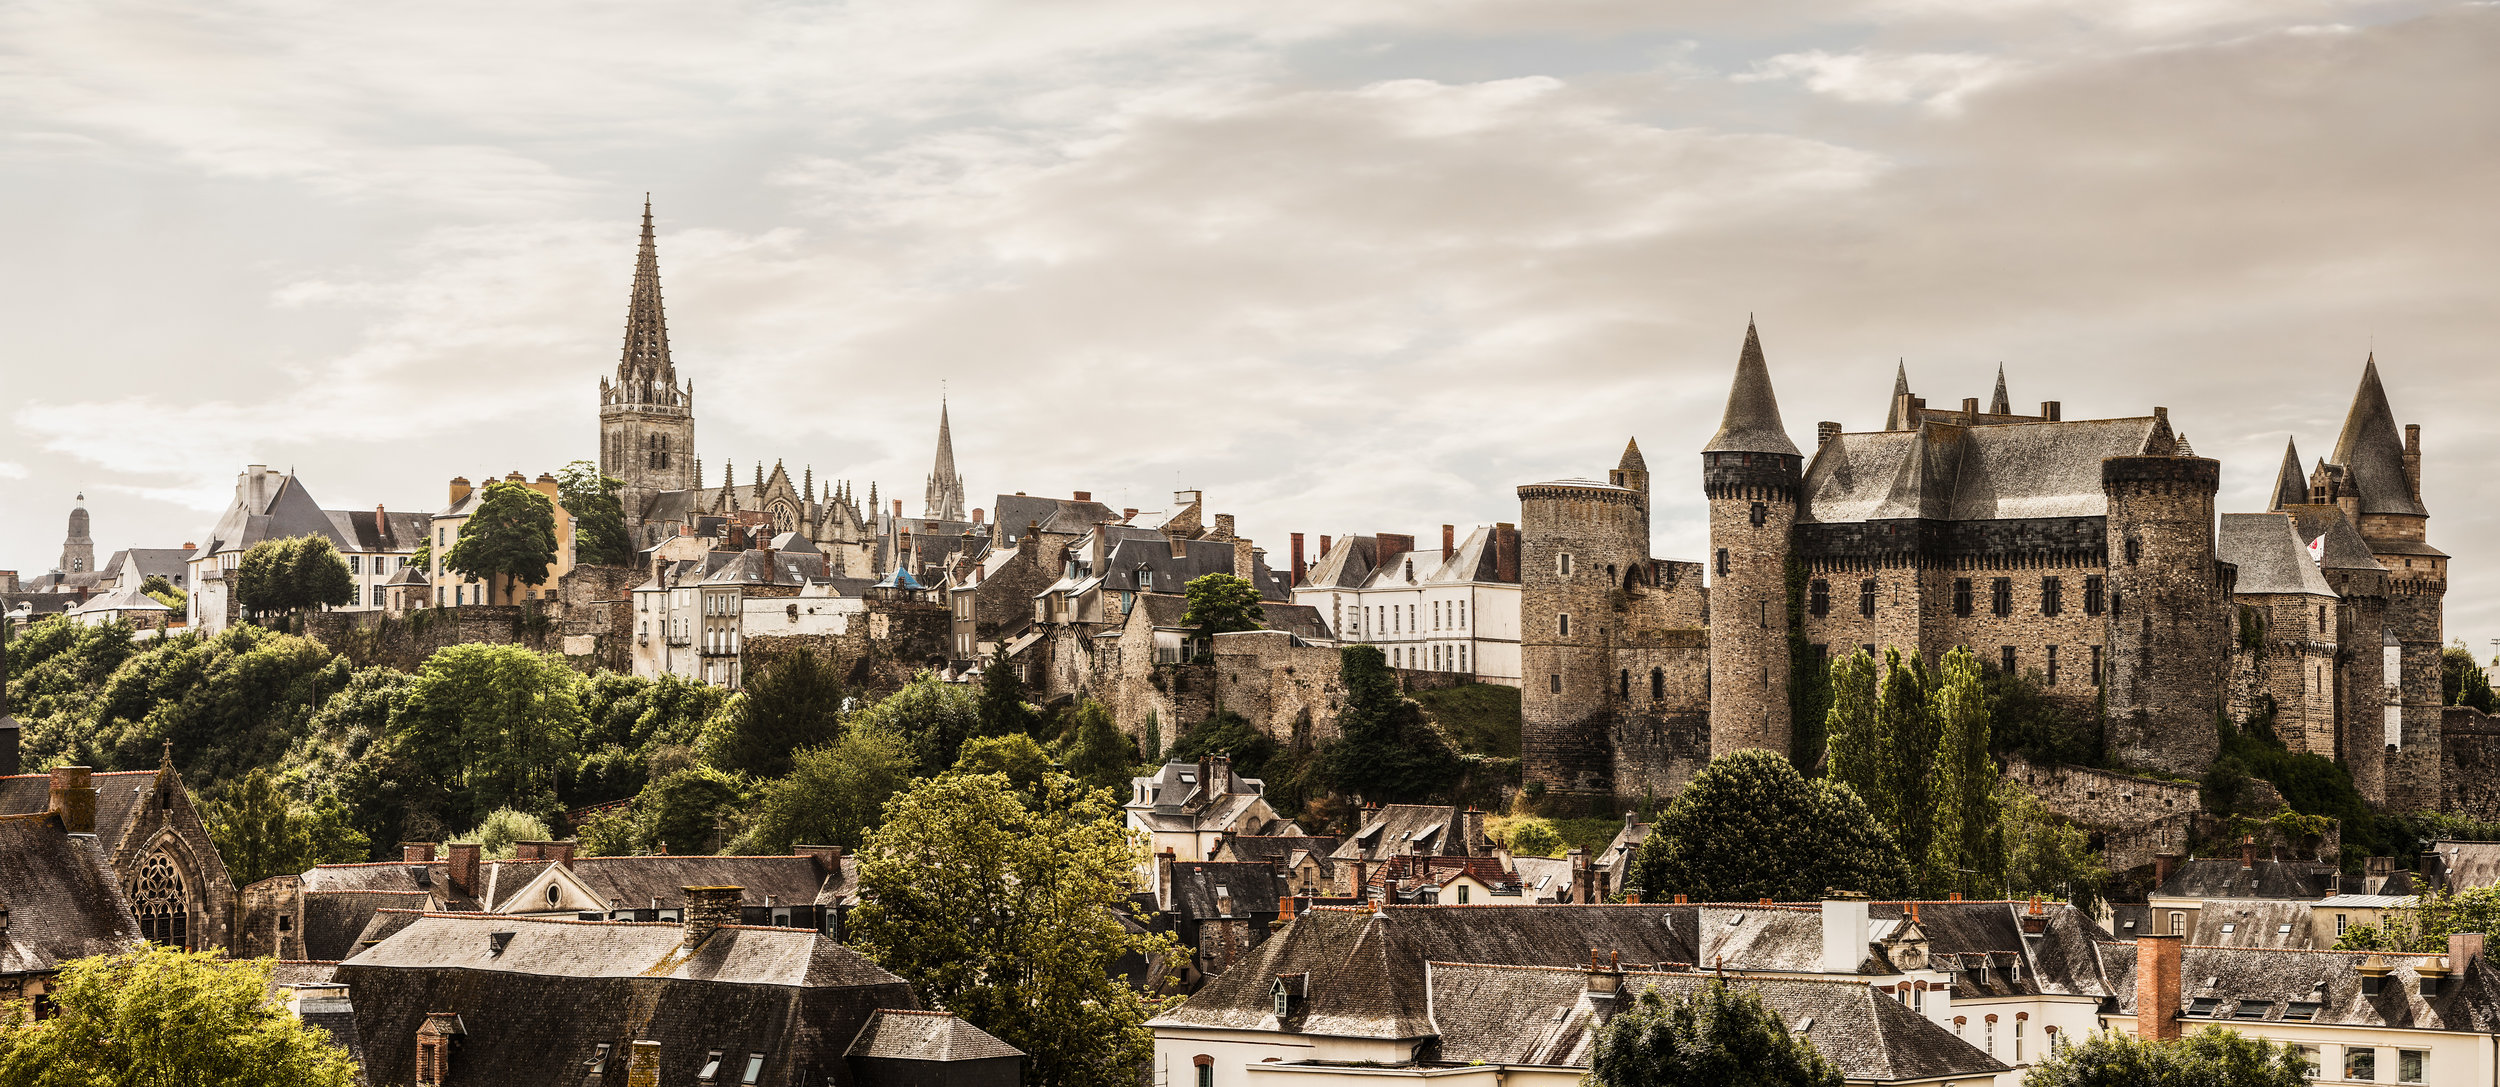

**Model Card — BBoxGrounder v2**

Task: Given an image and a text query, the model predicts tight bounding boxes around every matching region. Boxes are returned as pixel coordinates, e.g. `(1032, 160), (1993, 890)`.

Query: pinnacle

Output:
(1702, 318), (1800, 457)
(1617, 437), (1646, 473)
(1989, 364), (2010, 416)
(1885, 359), (1912, 431)
(2270, 437), (2307, 510)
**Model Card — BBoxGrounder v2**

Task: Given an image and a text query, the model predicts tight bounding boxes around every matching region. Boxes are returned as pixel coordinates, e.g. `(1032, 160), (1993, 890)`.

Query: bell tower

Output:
(599, 198), (696, 541)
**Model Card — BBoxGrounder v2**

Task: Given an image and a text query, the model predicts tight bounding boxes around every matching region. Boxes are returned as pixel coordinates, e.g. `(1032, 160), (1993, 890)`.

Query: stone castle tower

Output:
(599, 198), (696, 532)
(2100, 409), (2226, 770)
(1701, 320), (1801, 758)
(59, 493), (94, 574)
(924, 398), (967, 522)
(1518, 441), (1658, 794)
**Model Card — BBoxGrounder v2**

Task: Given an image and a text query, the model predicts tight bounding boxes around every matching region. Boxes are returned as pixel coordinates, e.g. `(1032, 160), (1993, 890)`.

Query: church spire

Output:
(1701, 318), (1800, 457)
(1883, 359), (1912, 431)
(924, 397), (967, 522)
(1989, 364), (2010, 416)
(2270, 437), (2308, 510)
(615, 197), (679, 401)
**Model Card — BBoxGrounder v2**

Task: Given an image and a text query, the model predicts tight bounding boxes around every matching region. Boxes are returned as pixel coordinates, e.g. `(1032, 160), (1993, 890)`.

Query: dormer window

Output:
(586, 1044), (612, 1071)
(699, 1050), (725, 1082)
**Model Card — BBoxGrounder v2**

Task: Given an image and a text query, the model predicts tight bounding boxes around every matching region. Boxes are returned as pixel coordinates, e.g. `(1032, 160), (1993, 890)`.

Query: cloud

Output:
(0, 461), (27, 480)
(1736, 49), (2021, 110)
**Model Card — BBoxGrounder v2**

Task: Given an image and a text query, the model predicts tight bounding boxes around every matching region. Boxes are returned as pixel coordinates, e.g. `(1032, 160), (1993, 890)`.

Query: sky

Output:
(2, 0), (2495, 659)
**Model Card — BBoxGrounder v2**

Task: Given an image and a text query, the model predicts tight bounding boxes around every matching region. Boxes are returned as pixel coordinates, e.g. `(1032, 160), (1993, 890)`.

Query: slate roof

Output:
(1511, 856), (1573, 901)
(1592, 820), (1649, 878)
(1297, 536), (1378, 591)
(1097, 537), (1289, 601)
(2270, 438), (2311, 511)
(0, 770), (162, 853)
(2190, 899), (2314, 949)
(846, 1008), (1025, 1061)
(1255, 602), (1331, 641)
(2103, 943), (2500, 1033)
(993, 494), (1117, 541)
(302, 891), (434, 961)
(1299, 527), (1516, 592)
(1868, 901), (2119, 999)
(700, 548), (826, 587)
(70, 586), (171, 616)
(2156, 858), (2340, 900)
(1801, 416), (2165, 524)
(202, 473), (353, 557)
(0, 812), (140, 976)
(1702, 321), (1801, 456)
(2425, 841), (2500, 894)
(1328, 805), (1486, 862)
(103, 548), (195, 586)
(1221, 836), (1340, 879)
(2220, 513), (2338, 597)
(346, 913), (898, 987)
(1169, 863), (1286, 920)
(2278, 505), (2387, 573)
(1427, 964), (2005, 1083)
(2329, 357), (2427, 518)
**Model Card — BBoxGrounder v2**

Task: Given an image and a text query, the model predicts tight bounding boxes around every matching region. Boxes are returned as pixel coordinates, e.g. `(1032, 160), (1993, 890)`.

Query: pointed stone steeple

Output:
(2270, 438), (2308, 510)
(2330, 353), (2426, 517)
(1988, 364), (2010, 416)
(1617, 438), (1646, 473)
(924, 398), (967, 521)
(1884, 359), (1912, 431)
(615, 197), (680, 402)
(1702, 319), (1800, 456)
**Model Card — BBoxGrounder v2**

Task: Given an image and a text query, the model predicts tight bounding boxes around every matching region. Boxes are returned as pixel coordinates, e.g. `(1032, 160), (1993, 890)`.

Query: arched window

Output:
(129, 852), (190, 950)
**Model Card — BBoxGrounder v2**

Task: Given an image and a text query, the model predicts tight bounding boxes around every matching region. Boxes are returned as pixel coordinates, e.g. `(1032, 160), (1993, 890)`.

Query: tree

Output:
(2445, 644), (2497, 714)
(1624, 748), (1910, 902)
(1924, 648), (2001, 896)
(1182, 572), (1263, 642)
(2336, 883), (2500, 952)
(233, 536), (353, 622)
(0, 945), (358, 1087)
(639, 765), (748, 855)
(1142, 710), (1163, 764)
(849, 672), (983, 776)
(398, 644), (585, 827)
(1319, 645), (1467, 804)
(1828, 647), (2007, 898)
(139, 575), (185, 614)
(1168, 709), (1279, 782)
(976, 648), (1039, 738)
(2025, 1027), (2309, 1087)
(957, 733), (1053, 799)
(850, 771), (1181, 1087)
(736, 723), (915, 854)
(440, 479), (559, 601)
(1586, 977), (1842, 1087)
(558, 460), (635, 567)
(1500, 816), (1565, 858)
(206, 768), (371, 886)
(2000, 782), (2108, 910)
(570, 671), (730, 806)
(450, 807), (555, 861)
(710, 651), (846, 776)
(1051, 700), (1139, 795)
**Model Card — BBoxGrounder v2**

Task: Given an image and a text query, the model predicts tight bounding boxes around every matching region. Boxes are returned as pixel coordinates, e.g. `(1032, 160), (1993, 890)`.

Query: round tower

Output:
(60, 493), (94, 574)
(1519, 471), (1649, 796)
(2101, 409), (2225, 775)
(1703, 321), (1802, 760)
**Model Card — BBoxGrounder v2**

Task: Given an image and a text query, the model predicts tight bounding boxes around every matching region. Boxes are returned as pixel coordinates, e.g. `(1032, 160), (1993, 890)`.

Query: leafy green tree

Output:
(0, 945), (358, 1087)
(637, 765), (747, 855)
(850, 771), (1182, 1087)
(709, 651), (846, 777)
(558, 460), (635, 567)
(234, 536), (354, 622)
(139, 575), (185, 614)
(399, 644), (585, 827)
(2026, 1027), (2309, 1087)
(206, 768), (372, 886)
(1586, 977), (1842, 1087)
(957, 733), (1053, 798)
(1924, 648), (2001, 895)
(2000, 782), (2106, 909)
(1141, 710), (1162, 764)
(736, 723), (915, 854)
(1051, 700), (1138, 795)
(2335, 883), (2500, 952)
(1823, 650), (1882, 805)
(849, 672), (983, 776)
(1829, 648), (2007, 897)
(449, 807), (555, 861)
(1625, 749), (1910, 902)
(1500, 816), (1565, 858)
(2446, 644), (2497, 714)
(82, 624), (344, 793)
(569, 671), (729, 806)
(440, 480), (560, 601)
(1319, 645), (1466, 804)
(1169, 709), (1279, 781)
(976, 648), (1039, 738)
(1182, 572), (1264, 642)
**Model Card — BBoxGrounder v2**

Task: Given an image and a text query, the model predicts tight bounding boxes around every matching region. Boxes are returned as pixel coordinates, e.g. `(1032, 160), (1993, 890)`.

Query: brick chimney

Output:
(2152, 852), (2178, 887)
(1212, 514), (1236, 541)
(47, 767), (95, 834)
(1818, 421), (1841, 446)
(683, 886), (744, 949)
(2241, 836), (2257, 870)
(403, 842), (438, 863)
(1289, 533), (1306, 586)
(2452, 932), (2485, 973)
(446, 842), (481, 900)
(1587, 949), (1625, 999)
(415, 1012), (464, 1086)
(375, 505), (388, 537)
(795, 844), (844, 876)
(1465, 808), (1485, 855)
(1442, 524), (1455, 562)
(1569, 848), (1592, 904)
(448, 476), (472, 507)
(626, 1040), (663, 1087)
(514, 841), (541, 862)
(1318, 535), (1332, 558)
(2135, 934), (2183, 1041)
(1493, 523), (1520, 583)
(2023, 896), (2048, 935)
(1376, 533), (1414, 571)
(1073, 490), (1092, 502)
(971, 508), (984, 525)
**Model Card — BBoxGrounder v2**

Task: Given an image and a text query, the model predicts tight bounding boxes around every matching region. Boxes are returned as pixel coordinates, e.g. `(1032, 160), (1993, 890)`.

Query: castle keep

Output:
(1522, 321), (2447, 811)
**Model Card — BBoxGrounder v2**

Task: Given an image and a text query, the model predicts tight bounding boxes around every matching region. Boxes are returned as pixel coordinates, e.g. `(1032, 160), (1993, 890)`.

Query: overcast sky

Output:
(4, 1), (2495, 657)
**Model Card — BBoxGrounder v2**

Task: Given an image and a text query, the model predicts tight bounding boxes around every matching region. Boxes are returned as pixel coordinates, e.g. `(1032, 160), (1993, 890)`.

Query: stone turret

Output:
(1703, 319), (1801, 759)
(2102, 407), (2225, 774)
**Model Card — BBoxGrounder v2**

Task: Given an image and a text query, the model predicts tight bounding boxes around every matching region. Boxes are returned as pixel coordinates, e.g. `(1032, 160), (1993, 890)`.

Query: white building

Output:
(186, 466), (428, 633)
(1292, 525), (1521, 684)
(629, 535), (855, 689)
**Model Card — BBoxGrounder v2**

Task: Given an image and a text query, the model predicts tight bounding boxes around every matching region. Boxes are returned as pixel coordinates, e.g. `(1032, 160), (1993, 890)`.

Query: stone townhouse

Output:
(0, 755), (236, 954)
(235, 841), (860, 962)
(338, 886), (1021, 1087)
(423, 471), (578, 607)
(629, 531), (850, 689)
(1524, 321), (2452, 815)
(1291, 523), (1523, 684)
(1129, 758), (1304, 894)
(186, 466), (431, 632)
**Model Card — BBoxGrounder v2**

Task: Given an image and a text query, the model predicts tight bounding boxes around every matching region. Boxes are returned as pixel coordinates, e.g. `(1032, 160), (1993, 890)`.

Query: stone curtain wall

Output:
(2002, 754), (2199, 872)
(2442, 708), (2500, 822)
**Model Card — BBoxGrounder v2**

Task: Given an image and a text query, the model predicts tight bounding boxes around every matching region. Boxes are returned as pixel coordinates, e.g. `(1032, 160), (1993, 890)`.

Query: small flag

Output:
(2307, 534), (2326, 565)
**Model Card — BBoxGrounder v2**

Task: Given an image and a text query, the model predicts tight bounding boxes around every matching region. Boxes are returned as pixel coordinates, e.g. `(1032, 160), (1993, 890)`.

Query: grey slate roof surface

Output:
(2156, 858), (2340, 900)
(2329, 358), (2428, 517)
(846, 1008), (1025, 1061)
(1801, 416), (2163, 524)
(1329, 804), (1479, 862)
(1297, 535), (1377, 591)
(343, 913), (900, 988)
(1097, 537), (1288, 600)
(1222, 836), (1340, 878)
(1256, 602), (1331, 641)
(993, 494), (1117, 540)
(2190, 899), (2314, 948)
(2270, 438), (2311, 511)
(1170, 862), (1285, 920)
(0, 813), (140, 976)
(2278, 505), (2387, 572)
(1868, 901), (2119, 999)
(1702, 321), (1801, 456)
(2427, 841), (2500, 894)
(0, 770), (161, 853)
(2219, 513), (2338, 597)
(303, 890), (433, 961)
(2102, 943), (2500, 1033)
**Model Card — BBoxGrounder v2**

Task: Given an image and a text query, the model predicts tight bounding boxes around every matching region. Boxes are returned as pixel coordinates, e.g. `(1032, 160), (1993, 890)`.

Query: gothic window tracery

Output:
(129, 852), (190, 950)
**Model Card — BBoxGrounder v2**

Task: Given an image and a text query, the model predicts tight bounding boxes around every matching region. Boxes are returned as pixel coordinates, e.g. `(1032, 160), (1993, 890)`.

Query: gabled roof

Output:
(846, 1008), (1023, 1062)
(2328, 356), (2426, 517)
(1701, 320), (1800, 457)
(2101, 943), (2500, 1033)
(2156, 857), (2340, 900)
(2426, 841), (2500, 895)
(2219, 513), (2337, 597)
(342, 912), (900, 989)
(71, 585), (171, 615)
(2278, 505), (2386, 573)
(992, 494), (1116, 541)
(0, 769), (172, 856)
(1329, 804), (1486, 862)
(0, 812), (140, 976)
(1169, 862), (1285, 920)
(1255, 602), (1331, 641)
(2189, 899), (2313, 948)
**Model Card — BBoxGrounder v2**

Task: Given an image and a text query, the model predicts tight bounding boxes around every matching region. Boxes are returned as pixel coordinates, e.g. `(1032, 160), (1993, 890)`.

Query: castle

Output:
(1520, 320), (2449, 812)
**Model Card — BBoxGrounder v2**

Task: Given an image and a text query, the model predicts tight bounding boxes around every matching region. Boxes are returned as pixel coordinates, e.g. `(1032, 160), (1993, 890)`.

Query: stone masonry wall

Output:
(2101, 456), (2226, 775)
(745, 596), (951, 696)
(1704, 452), (1800, 760)
(2442, 707), (2500, 822)
(1519, 483), (1652, 795)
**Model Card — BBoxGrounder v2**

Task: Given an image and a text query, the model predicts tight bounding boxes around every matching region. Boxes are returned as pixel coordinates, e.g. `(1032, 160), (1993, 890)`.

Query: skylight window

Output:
(741, 1054), (765, 1084)
(698, 1050), (724, 1081)
(2232, 1001), (2269, 1020)
(2285, 1002), (2320, 1021)
(2186, 998), (2219, 1018)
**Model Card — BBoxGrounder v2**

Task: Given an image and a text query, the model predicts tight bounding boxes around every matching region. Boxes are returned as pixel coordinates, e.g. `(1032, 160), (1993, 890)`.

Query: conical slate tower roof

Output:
(1988, 364), (2010, 415)
(615, 198), (678, 401)
(1883, 360), (1911, 431)
(1617, 438), (1647, 472)
(2270, 437), (2309, 511)
(924, 399), (967, 522)
(1702, 320), (1800, 456)
(2329, 355), (2426, 517)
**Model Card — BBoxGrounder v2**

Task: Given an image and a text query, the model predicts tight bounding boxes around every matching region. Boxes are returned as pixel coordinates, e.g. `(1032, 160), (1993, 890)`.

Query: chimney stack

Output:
(1442, 524), (1455, 562)
(46, 766), (95, 834)
(375, 505), (388, 537)
(1074, 491), (1092, 502)
(795, 844), (844, 876)
(1587, 949), (1625, 998)
(2451, 932), (2485, 974)
(1821, 893), (1871, 974)
(2135, 934), (2184, 1042)
(1233, 538), (1255, 582)
(1961, 396), (1981, 424)
(2023, 896), (2048, 935)
(626, 1040), (663, 1087)
(1212, 514), (1236, 541)
(1817, 421), (1841, 447)
(2041, 401), (2062, 421)
(448, 476), (472, 508)
(403, 842), (438, 863)
(446, 842), (481, 899)
(683, 886), (744, 949)
(1318, 535), (1332, 559)
(1290, 533), (1306, 586)
(1493, 523), (1520, 583)
(2241, 836), (2257, 870)
(2153, 852), (2178, 887)
(972, 508), (984, 525)
(1569, 848), (1592, 904)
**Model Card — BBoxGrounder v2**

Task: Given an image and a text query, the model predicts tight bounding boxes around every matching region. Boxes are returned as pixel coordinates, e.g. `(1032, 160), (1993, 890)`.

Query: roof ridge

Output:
(412, 912), (683, 928)
(872, 1008), (958, 1017)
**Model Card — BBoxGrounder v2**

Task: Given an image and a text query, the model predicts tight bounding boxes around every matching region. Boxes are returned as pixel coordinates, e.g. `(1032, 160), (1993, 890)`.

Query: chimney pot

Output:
(683, 886), (744, 949)
(1961, 396), (1980, 423)
(2041, 401), (2062, 421)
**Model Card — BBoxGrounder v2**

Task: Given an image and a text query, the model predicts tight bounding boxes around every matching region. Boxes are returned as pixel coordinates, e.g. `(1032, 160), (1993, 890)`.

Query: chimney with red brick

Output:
(1442, 524), (1455, 562)
(2135, 934), (2183, 1041)
(46, 767), (95, 835)
(446, 842), (481, 900)
(1493, 523), (1520, 583)
(1290, 533), (1306, 586)
(403, 842), (438, 863)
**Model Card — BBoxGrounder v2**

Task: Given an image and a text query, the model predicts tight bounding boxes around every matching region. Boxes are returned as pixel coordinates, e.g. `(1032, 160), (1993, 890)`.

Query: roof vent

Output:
(485, 931), (515, 958)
